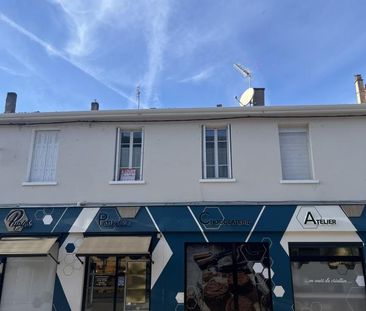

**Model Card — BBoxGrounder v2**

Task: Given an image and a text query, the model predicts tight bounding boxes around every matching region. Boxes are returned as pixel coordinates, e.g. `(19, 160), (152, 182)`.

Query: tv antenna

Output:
(234, 63), (255, 106)
(233, 63), (252, 88)
(136, 85), (141, 109)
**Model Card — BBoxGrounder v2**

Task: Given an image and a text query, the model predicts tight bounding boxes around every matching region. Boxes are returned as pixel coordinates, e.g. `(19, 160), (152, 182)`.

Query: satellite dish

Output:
(238, 88), (255, 107)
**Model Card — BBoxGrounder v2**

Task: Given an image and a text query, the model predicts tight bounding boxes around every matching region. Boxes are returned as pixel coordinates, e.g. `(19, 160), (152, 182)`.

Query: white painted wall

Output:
(0, 116), (365, 204)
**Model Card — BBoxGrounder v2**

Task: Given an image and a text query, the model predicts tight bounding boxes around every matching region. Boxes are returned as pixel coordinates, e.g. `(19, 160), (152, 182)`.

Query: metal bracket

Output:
(76, 255), (84, 265)
(48, 253), (60, 265)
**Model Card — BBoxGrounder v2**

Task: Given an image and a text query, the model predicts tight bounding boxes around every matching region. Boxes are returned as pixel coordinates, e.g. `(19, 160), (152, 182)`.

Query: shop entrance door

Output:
(83, 256), (150, 311)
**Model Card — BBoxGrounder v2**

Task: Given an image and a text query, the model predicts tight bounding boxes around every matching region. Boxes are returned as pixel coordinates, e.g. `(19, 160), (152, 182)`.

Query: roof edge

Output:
(0, 104), (365, 124)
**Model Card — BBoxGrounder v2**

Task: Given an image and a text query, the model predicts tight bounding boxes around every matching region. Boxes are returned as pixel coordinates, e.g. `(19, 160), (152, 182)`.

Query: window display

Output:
(290, 244), (366, 311)
(185, 243), (272, 311)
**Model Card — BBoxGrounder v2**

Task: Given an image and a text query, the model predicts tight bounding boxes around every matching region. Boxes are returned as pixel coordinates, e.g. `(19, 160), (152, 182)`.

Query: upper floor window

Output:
(202, 125), (232, 179)
(279, 126), (313, 180)
(115, 129), (143, 181)
(29, 130), (59, 182)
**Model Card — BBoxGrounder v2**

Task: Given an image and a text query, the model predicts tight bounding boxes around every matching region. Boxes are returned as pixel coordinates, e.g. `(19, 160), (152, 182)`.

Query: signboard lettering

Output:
(296, 206), (337, 229)
(4, 209), (32, 232)
(304, 211), (336, 225)
(98, 213), (131, 228)
(198, 207), (251, 230)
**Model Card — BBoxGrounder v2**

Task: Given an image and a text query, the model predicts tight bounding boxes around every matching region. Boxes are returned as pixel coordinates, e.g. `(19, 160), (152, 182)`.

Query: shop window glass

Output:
(0, 258), (4, 296)
(0, 256), (57, 311)
(290, 244), (366, 311)
(185, 243), (272, 311)
(83, 255), (150, 311)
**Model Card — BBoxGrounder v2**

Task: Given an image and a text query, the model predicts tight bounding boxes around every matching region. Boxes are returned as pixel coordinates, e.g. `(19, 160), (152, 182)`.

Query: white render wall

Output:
(0, 116), (365, 205)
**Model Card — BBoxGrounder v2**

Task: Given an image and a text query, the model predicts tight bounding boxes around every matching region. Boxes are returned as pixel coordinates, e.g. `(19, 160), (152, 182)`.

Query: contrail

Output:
(143, 0), (170, 106)
(0, 12), (135, 105)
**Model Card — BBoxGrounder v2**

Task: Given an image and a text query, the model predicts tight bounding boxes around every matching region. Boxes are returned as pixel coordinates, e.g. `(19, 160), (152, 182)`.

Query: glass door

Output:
(125, 261), (149, 310)
(84, 256), (118, 311)
(115, 258), (126, 311)
(84, 256), (150, 311)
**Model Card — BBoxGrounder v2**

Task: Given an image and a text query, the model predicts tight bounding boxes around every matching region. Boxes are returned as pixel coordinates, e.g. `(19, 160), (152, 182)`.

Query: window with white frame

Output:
(115, 129), (143, 181)
(279, 126), (313, 180)
(29, 130), (59, 182)
(202, 125), (232, 179)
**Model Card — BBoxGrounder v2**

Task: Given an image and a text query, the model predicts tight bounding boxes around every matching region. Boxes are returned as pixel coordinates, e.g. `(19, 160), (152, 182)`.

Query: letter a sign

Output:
(304, 212), (317, 225)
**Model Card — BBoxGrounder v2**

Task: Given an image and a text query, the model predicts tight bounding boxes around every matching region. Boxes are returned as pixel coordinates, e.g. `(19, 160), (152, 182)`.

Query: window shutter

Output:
(29, 131), (59, 182)
(279, 129), (312, 180)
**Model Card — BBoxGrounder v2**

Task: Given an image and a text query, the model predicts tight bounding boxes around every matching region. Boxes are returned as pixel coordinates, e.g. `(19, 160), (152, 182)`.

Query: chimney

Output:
(91, 100), (99, 111)
(252, 88), (265, 106)
(4, 92), (17, 113)
(355, 74), (366, 104)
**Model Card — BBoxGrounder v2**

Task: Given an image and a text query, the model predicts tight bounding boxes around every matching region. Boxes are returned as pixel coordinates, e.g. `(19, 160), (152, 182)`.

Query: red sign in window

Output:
(120, 168), (136, 181)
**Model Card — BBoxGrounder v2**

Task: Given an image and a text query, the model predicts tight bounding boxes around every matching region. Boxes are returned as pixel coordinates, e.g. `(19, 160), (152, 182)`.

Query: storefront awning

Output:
(0, 237), (58, 257)
(76, 236), (151, 256)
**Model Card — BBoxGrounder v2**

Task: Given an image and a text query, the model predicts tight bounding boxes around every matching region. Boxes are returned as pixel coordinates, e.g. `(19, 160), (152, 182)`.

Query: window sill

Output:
(199, 178), (236, 183)
(109, 180), (146, 185)
(22, 181), (58, 186)
(280, 179), (319, 184)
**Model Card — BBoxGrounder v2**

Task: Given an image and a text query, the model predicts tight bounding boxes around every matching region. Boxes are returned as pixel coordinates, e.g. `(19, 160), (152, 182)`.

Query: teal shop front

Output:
(0, 205), (364, 311)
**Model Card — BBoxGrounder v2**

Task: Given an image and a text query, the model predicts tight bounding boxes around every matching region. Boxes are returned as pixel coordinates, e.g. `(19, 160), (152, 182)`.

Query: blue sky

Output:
(0, 0), (366, 112)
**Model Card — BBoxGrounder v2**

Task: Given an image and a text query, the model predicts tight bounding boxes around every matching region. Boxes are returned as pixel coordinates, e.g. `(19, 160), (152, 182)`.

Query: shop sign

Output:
(4, 209), (33, 232)
(98, 212), (131, 229)
(296, 206), (337, 229)
(199, 207), (251, 230)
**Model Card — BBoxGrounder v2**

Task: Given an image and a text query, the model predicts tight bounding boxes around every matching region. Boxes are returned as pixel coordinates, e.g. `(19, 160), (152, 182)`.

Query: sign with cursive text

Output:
(4, 209), (32, 232)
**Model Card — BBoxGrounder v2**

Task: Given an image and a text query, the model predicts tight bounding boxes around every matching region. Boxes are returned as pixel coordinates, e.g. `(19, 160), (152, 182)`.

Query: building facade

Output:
(0, 102), (366, 311)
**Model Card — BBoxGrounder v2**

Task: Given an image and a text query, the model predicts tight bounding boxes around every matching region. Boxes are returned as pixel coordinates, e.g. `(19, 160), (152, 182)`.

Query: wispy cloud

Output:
(141, 0), (171, 107)
(0, 11), (134, 103)
(179, 67), (215, 84)
(0, 64), (29, 77)
(50, 0), (118, 57)
(50, 0), (172, 108)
